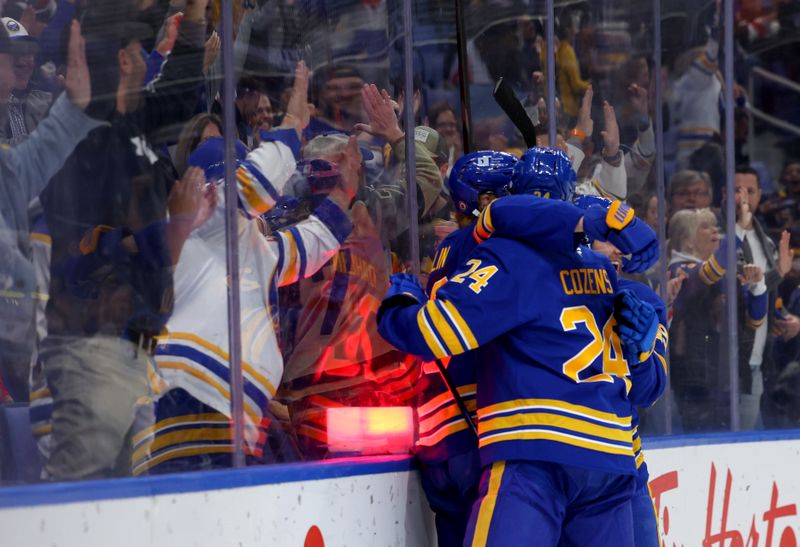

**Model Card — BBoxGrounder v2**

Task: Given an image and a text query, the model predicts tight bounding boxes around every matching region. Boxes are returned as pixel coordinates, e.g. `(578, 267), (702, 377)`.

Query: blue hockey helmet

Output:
(509, 146), (576, 202)
(188, 136), (249, 183)
(448, 150), (518, 217)
(573, 194), (612, 211)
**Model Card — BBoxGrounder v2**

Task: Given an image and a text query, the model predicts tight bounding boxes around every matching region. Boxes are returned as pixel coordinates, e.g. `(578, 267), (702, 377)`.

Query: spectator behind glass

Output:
(305, 64), (365, 140)
(760, 160), (800, 246)
(38, 0), (209, 481)
(668, 207), (767, 432)
(172, 112), (222, 177)
(248, 92), (274, 147)
(554, 9), (590, 125)
(731, 166), (793, 430)
(429, 101), (462, 163)
(668, 169), (714, 220)
(0, 20), (100, 403)
(274, 85), (442, 459)
(0, 17), (52, 144)
(135, 62), (362, 474)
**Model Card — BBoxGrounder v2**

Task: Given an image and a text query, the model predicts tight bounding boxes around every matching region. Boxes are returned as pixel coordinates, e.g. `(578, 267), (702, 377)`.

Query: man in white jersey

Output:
(132, 64), (359, 474)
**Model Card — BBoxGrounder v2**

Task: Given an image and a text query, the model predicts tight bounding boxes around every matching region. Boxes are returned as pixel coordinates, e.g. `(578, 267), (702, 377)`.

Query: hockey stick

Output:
(434, 358), (478, 437)
(493, 77), (538, 149)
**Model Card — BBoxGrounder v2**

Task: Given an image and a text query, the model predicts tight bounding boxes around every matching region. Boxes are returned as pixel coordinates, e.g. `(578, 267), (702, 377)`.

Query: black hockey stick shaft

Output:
(453, 0), (473, 153)
(493, 77), (538, 148)
(434, 358), (478, 437)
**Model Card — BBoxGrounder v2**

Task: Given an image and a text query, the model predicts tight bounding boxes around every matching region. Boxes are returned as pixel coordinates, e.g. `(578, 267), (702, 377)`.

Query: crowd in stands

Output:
(0, 0), (799, 484)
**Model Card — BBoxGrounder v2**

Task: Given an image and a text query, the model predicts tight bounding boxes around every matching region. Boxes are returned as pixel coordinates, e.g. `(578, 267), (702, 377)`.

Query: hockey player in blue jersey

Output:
(422, 151), (659, 546)
(419, 150), (517, 547)
(379, 147), (661, 546)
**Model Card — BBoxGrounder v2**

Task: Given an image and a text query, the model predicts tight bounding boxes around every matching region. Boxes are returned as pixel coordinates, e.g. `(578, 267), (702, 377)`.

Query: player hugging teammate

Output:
(377, 146), (667, 546)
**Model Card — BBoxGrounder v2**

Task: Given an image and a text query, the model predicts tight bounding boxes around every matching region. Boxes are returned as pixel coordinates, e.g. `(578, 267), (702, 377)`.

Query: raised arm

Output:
(7, 21), (101, 203)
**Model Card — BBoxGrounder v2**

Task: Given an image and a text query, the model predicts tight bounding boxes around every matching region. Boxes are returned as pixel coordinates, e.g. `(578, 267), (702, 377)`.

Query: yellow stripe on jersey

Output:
(30, 232), (51, 245)
(632, 433), (641, 453)
(281, 230), (300, 285)
(419, 399), (477, 434)
(29, 387), (51, 401)
(161, 332), (277, 397)
(427, 301), (466, 355)
(132, 412), (229, 445)
(418, 384), (476, 416)
(473, 202), (495, 243)
(478, 398), (631, 428)
(439, 300), (479, 350)
(133, 426), (232, 464)
(479, 411), (632, 444)
(32, 424), (52, 437)
(134, 445), (236, 476)
(237, 168), (272, 216)
(478, 429), (634, 457)
(429, 276), (448, 299)
(156, 361), (262, 423)
(471, 461), (506, 547)
(417, 306), (448, 359)
(417, 419), (471, 447)
(635, 451), (645, 468)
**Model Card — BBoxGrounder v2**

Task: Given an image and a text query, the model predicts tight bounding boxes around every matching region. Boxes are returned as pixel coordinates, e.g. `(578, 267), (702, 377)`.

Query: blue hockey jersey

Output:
(619, 278), (669, 487)
(380, 228), (638, 476)
(416, 225), (480, 463)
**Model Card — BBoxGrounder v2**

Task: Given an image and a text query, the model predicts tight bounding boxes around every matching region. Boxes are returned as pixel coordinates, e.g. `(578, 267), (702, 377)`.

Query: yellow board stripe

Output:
(426, 301), (466, 355)
(478, 429), (634, 456)
(439, 300), (479, 350)
(478, 398), (631, 427)
(471, 461), (506, 547)
(416, 306), (448, 359)
(480, 411), (632, 444)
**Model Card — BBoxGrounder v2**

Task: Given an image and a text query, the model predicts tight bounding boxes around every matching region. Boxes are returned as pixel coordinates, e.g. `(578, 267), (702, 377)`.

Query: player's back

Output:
(437, 236), (636, 476)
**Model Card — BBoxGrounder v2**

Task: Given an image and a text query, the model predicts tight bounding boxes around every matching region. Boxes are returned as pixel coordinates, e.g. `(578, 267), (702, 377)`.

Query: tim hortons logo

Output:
(650, 463), (798, 547)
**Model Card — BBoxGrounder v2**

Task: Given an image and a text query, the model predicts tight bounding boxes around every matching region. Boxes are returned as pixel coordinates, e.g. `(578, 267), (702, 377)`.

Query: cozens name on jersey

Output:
(559, 268), (613, 296)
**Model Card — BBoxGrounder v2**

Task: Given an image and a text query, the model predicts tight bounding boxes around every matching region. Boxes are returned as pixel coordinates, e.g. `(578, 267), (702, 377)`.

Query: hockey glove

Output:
(377, 273), (427, 323)
(582, 201), (658, 273)
(614, 289), (659, 365)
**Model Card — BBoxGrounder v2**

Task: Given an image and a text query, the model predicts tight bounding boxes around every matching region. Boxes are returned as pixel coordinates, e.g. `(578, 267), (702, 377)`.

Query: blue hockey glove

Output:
(582, 201), (658, 273)
(614, 289), (659, 365)
(377, 273), (427, 323)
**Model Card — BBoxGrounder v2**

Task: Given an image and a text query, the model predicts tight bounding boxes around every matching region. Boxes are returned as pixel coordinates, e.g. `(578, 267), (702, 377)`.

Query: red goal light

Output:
(325, 407), (415, 455)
